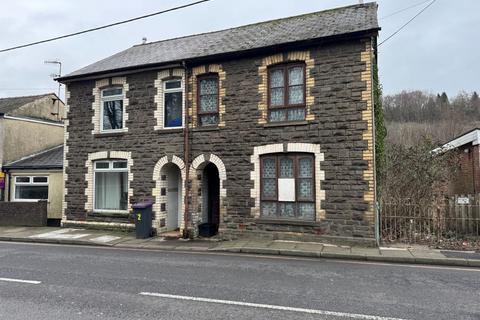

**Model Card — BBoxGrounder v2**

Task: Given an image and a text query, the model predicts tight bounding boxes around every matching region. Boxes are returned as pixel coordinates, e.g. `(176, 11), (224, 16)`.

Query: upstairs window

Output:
(94, 160), (128, 212)
(164, 79), (183, 128)
(268, 63), (306, 122)
(198, 75), (219, 126)
(101, 87), (124, 131)
(14, 176), (49, 201)
(260, 153), (315, 220)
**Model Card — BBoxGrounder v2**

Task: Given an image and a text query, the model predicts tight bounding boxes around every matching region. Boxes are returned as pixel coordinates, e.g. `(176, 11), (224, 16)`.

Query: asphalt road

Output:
(0, 242), (479, 320)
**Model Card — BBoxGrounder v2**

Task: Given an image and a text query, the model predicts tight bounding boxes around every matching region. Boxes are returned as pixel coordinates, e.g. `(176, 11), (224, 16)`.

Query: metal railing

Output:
(380, 196), (480, 247)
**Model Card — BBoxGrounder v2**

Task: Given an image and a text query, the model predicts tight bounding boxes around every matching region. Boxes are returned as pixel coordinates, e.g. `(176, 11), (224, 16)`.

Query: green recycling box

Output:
(132, 201), (153, 239)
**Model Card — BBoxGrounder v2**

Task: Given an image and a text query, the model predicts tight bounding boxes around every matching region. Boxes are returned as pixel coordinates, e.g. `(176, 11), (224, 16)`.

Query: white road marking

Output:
(0, 277), (41, 285)
(139, 292), (409, 320)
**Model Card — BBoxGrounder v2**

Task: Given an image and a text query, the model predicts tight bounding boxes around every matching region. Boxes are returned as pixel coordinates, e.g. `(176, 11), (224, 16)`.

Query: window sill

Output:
(263, 120), (310, 128)
(255, 218), (319, 227)
(192, 126), (220, 132)
(155, 128), (184, 134)
(89, 211), (130, 218)
(93, 131), (127, 138)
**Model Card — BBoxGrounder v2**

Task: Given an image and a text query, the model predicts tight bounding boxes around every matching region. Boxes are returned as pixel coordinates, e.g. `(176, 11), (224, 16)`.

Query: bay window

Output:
(94, 160), (128, 212)
(260, 153), (315, 220)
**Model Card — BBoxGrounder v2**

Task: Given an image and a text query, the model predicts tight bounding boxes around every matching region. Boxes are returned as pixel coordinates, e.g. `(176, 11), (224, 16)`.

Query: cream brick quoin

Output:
(151, 155), (186, 231)
(257, 51), (315, 124)
(188, 64), (226, 128)
(91, 77), (129, 134)
(360, 39), (376, 223)
(84, 151), (134, 212)
(250, 143), (325, 220)
(61, 87), (70, 223)
(154, 68), (185, 130)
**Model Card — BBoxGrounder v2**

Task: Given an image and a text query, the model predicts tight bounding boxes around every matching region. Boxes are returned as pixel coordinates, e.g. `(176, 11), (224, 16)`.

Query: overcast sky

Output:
(0, 0), (478, 100)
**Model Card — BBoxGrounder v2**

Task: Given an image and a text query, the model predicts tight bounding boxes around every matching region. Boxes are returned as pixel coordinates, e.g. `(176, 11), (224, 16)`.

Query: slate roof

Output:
(0, 93), (55, 115)
(60, 3), (378, 81)
(3, 145), (63, 170)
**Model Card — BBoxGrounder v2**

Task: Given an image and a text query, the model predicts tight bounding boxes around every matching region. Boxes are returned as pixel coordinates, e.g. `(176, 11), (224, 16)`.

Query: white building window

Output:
(163, 79), (183, 128)
(101, 87), (124, 132)
(14, 176), (49, 201)
(94, 160), (128, 212)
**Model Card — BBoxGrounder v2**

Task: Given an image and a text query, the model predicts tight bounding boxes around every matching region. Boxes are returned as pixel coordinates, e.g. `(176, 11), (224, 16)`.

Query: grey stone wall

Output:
(0, 201), (47, 226)
(65, 36), (375, 242)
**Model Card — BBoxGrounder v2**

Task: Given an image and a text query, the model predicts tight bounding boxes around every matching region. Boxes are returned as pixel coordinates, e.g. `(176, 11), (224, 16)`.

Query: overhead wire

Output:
(0, 0), (212, 53)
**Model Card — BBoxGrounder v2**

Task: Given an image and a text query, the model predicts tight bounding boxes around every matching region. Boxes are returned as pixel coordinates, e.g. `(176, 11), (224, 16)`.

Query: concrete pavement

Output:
(0, 226), (479, 268)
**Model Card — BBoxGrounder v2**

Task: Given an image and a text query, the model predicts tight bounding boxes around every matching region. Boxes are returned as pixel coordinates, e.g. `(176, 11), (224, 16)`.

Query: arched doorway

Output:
(162, 163), (182, 231)
(201, 163), (220, 235)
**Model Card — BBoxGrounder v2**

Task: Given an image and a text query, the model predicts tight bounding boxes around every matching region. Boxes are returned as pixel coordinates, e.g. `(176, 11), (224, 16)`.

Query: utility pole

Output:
(44, 60), (62, 121)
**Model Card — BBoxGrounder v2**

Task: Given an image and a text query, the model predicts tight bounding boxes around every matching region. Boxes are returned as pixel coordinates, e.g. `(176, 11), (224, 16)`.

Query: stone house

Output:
(58, 3), (379, 244)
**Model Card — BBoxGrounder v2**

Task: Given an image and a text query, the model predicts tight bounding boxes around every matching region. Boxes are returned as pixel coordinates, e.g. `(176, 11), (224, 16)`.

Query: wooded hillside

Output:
(383, 90), (480, 146)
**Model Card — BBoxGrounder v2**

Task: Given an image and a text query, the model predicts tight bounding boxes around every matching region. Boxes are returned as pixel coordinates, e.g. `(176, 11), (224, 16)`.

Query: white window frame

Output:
(100, 87), (125, 133)
(13, 176), (49, 202)
(163, 79), (184, 129)
(93, 160), (129, 213)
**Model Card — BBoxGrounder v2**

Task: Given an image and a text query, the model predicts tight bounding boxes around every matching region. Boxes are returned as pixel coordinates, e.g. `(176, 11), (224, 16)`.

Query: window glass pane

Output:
(199, 114), (218, 126)
(287, 108), (305, 121)
(199, 95), (218, 112)
(298, 203), (315, 220)
(164, 91), (183, 127)
(261, 202), (277, 217)
(165, 80), (181, 89)
(278, 202), (295, 218)
(33, 177), (48, 183)
(288, 85), (304, 105)
(288, 67), (304, 86)
(262, 179), (276, 199)
(102, 88), (122, 97)
(299, 158), (313, 178)
(279, 158), (293, 178)
(270, 87), (284, 106)
(299, 179), (313, 199)
(269, 109), (287, 122)
(15, 186), (48, 200)
(95, 171), (128, 211)
(113, 161), (127, 169)
(15, 177), (30, 183)
(269, 69), (284, 88)
(102, 100), (123, 130)
(262, 158), (276, 178)
(200, 78), (217, 95)
(95, 162), (110, 169)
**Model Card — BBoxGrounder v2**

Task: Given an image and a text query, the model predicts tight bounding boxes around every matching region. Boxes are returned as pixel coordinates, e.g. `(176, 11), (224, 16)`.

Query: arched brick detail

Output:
(152, 155), (186, 232)
(250, 143), (325, 220)
(189, 153), (227, 231)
